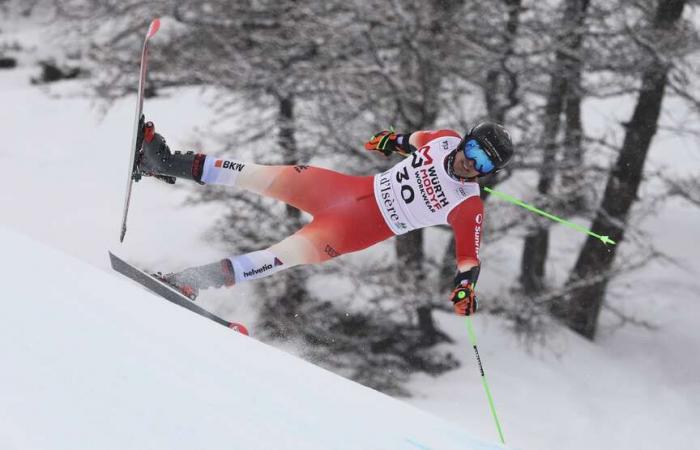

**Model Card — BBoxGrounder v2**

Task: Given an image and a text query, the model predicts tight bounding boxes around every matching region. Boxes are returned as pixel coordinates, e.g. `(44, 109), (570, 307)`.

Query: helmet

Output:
(465, 122), (513, 173)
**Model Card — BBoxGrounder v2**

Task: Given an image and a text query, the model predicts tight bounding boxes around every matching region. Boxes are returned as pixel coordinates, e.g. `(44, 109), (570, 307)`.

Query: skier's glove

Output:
(450, 283), (478, 316)
(364, 130), (413, 157)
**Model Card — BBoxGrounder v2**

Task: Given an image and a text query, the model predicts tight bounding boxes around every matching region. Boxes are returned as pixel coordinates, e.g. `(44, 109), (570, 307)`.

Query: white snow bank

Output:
(0, 226), (505, 450)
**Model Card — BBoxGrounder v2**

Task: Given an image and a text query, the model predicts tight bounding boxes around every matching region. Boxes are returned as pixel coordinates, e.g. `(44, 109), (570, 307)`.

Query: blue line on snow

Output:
(404, 438), (432, 450)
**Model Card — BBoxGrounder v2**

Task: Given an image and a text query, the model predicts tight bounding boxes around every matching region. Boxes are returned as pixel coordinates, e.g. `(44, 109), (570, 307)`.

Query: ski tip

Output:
(148, 18), (161, 38)
(228, 322), (249, 336)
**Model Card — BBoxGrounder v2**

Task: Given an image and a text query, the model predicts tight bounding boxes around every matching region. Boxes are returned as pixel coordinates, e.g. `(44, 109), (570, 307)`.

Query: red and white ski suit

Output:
(200, 130), (482, 284)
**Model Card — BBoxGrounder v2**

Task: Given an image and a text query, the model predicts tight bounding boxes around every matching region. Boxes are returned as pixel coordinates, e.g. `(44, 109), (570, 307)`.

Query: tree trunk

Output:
(561, 0), (686, 339)
(484, 0), (522, 125)
(520, 0), (589, 294)
(559, 0), (589, 213)
(559, 78), (585, 212)
(519, 75), (565, 293)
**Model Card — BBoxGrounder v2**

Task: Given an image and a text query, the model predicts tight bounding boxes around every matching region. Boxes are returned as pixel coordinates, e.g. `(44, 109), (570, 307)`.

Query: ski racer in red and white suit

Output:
(139, 121), (514, 315)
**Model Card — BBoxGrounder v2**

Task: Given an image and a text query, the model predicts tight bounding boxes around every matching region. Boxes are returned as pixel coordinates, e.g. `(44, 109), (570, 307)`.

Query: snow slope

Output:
(0, 226), (504, 450)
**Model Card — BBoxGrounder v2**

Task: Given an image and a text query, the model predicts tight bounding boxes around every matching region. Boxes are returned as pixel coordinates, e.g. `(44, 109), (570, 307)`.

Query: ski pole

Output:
(464, 284), (506, 445)
(483, 186), (615, 245)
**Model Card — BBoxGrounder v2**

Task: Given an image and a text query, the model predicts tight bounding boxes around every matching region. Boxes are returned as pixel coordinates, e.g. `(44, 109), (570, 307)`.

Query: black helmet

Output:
(466, 122), (514, 173)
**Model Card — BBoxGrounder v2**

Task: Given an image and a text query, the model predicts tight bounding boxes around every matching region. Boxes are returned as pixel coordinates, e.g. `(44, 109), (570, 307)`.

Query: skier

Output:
(138, 120), (513, 316)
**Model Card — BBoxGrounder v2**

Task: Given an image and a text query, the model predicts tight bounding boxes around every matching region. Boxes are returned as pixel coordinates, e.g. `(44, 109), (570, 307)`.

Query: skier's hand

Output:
(364, 130), (401, 157)
(450, 283), (478, 316)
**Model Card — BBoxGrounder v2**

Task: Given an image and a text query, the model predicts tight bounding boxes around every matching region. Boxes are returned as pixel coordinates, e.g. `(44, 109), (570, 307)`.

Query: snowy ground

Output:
(0, 226), (502, 450)
(1, 38), (699, 450)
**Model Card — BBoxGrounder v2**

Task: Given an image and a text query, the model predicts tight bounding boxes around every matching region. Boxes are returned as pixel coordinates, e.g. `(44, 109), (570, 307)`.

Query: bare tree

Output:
(520, 0), (590, 294)
(560, 0), (690, 339)
(483, 0), (524, 125)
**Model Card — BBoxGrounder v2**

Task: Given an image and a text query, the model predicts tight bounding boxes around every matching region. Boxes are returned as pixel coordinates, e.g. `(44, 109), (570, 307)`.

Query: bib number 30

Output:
(395, 167), (415, 204)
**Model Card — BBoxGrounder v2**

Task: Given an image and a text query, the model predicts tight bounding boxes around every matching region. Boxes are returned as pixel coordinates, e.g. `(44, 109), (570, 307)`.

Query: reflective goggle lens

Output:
(463, 139), (495, 174)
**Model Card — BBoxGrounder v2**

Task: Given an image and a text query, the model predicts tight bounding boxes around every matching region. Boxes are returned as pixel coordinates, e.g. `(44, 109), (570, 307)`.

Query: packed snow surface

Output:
(0, 227), (504, 450)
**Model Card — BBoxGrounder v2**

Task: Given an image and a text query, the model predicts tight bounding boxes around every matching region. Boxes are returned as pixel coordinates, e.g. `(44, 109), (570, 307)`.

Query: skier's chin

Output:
(453, 163), (471, 179)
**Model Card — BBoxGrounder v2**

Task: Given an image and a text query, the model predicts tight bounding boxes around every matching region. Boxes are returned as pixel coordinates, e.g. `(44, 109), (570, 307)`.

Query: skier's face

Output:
(453, 149), (482, 179)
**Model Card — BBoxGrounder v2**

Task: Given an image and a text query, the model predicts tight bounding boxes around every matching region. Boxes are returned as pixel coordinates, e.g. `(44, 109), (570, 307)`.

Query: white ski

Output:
(119, 18), (161, 243)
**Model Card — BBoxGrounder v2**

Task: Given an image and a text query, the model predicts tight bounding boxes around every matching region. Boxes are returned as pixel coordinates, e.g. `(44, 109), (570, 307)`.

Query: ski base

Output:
(119, 18), (161, 243)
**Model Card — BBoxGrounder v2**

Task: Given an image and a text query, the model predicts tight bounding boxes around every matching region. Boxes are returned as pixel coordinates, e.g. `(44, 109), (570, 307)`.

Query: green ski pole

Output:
(458, 284), (506, 445)
(483, 187), (615, 245)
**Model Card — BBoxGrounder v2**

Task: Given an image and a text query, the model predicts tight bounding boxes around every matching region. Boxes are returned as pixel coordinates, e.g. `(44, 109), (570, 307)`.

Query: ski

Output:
(119, 18), (161, 243)
(108, 252), (249, 335)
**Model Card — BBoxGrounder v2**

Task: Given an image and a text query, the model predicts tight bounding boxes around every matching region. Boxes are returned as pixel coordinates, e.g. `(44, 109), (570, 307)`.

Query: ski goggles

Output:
(462, 138), (495, 174)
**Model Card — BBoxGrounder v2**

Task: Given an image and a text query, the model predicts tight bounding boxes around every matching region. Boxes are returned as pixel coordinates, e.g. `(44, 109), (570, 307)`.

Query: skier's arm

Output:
(446, 196), (484, 315)
(365, 129), (462, 157)
(408, 129), (462, 149)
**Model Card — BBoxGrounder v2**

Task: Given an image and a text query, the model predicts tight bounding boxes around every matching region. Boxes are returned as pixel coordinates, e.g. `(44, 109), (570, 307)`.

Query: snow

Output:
(1, 25), (699, 450)
(0, 226), (504, 450)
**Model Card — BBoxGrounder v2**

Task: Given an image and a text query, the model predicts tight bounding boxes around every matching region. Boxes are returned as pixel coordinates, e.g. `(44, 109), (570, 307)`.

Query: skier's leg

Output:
(138, 121), (367, 215)
(160, 226), (329, 296)
(201, 158), (372, 216)
(227, 182), (394, 283)
(226, 233), (321, 284)
(161, 176), (393, 295)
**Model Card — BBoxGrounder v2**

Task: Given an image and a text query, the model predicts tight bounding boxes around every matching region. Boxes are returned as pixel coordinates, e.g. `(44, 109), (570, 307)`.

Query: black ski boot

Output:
(138, 121), (206, 183)
(154, 259), (236, 301)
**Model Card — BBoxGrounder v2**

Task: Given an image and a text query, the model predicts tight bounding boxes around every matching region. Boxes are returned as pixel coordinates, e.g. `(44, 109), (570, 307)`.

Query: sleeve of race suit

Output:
(409, 129), (462, 149)
(446, 196), (484, 285)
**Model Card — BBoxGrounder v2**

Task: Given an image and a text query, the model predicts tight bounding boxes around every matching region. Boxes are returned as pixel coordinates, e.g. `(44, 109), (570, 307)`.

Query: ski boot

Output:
(137, 120), (206, 183)
(153, 259), (236, 301)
